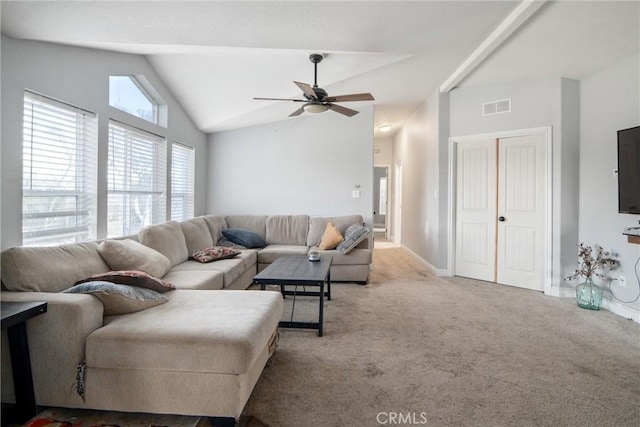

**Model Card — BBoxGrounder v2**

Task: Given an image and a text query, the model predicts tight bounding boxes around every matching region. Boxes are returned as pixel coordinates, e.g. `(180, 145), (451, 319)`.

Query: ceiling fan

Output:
(254, 53), (375, 117)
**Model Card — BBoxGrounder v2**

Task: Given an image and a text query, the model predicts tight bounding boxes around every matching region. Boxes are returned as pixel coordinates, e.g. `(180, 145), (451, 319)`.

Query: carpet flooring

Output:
(241, 245), (640, 427)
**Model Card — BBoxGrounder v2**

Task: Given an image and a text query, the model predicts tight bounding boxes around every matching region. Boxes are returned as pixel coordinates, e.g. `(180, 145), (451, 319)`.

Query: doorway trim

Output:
(393, 160), (403, 244)
(447, 126), (553, 295)
(373, 164), (391, 239)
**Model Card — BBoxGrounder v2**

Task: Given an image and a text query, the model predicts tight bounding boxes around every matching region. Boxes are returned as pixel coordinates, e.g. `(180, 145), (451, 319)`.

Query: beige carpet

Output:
(241, 246), (640, 426)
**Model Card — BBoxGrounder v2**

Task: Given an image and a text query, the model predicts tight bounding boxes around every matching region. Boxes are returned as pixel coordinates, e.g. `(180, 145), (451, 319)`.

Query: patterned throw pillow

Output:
(191, 246), (241, 263)
(336, 224), (370, 255)
(64, 281), (168, 315)
(76, 271), (175, 293)
(318, 221), (344, 250)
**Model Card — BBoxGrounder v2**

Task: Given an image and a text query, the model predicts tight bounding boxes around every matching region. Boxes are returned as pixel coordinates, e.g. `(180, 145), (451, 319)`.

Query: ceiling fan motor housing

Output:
(309, 87), (327, 101)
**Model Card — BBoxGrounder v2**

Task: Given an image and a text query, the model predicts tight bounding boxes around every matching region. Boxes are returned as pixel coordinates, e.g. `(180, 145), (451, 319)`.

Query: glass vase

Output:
(575, 279), (603, 310)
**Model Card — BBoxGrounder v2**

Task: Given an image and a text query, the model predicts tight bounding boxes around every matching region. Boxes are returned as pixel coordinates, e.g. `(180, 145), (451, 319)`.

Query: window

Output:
(109, 76), (161, 124)
(22, 91), (98, 246)
(107, 121), (166, 237)
(171, 142), (195, 221)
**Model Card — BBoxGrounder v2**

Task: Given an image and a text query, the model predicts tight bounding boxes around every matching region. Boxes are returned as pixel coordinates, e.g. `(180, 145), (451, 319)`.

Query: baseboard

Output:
(401, 244), (449, 276)
(602, 297), (640, 323)
(559, 285), (639, 323)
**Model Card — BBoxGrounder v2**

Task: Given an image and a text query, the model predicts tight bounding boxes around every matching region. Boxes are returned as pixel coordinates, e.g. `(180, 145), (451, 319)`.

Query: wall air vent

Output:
(482, 98), (511, 116)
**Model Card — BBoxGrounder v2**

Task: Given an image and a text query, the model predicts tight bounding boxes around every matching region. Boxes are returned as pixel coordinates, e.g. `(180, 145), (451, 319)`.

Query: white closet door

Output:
(496, 134), (546, 291)
(455, 139), (497, 282)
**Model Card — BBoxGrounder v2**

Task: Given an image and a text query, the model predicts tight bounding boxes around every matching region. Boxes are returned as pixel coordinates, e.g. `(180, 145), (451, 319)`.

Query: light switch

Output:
(352, 190), (361, 198)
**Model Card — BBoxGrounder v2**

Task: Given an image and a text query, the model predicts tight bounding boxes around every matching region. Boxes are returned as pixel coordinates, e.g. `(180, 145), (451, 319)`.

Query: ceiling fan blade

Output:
(289, 106), (305, 117)
(328, 104), (359, 117)
(326, 93), (375, 102)
(254, 97), (306, 102)
(294, 81), (318, 100)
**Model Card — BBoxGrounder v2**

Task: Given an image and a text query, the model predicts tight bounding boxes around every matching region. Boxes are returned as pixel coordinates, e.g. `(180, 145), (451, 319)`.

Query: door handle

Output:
(498, 216), (506, 222)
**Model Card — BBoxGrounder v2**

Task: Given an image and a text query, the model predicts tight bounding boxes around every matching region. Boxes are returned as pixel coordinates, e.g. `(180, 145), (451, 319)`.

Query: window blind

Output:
(107, 121), (166, 237)
(22, 91), (98, 246)
(171, 142), (195, 221)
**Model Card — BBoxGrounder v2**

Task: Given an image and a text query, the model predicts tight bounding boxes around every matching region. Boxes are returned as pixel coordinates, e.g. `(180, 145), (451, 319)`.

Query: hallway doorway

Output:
(373, 166), (389, 237)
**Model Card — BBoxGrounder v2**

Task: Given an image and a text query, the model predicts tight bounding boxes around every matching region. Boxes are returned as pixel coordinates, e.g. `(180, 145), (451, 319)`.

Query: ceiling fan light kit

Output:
(254, 53), (375, 118)
(303, 103), (329, 114)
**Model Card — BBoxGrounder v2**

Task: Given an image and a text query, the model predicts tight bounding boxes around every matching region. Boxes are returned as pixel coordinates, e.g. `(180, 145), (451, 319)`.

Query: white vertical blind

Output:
(22, 91), (98, 246)
(107, 121), (166, 237)
(171, 142), (195, 221)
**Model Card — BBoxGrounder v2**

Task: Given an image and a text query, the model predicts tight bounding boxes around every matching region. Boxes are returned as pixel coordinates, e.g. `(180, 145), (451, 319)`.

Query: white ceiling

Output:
(1, 1), (638, 137)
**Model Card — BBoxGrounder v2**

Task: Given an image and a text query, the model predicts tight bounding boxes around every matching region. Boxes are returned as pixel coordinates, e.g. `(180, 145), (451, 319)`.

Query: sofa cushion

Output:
(225, 215), (267, 241)
(265, 215), (309, 245)
(318, 221), (344, 250)
(309, 247), (372, 265)
(180, 218), (215, 254)
(161, 270), (224, 290)
(222, 229), (266, 249)
(97, 239), (172, 279)
(76, 271), (175, 293)
(258, 245), (310, 264)
(64, 282), (169, 315)
(191, 247), (240, 263)
(138, 221), (189, 267)
(1, 242), (111, 292)
(201, 215), (228, 244)
(171, 251), (256, 288)
(337, 224), (370, 254)
(307, 215), (364, 247)
(86, 290), (283, 374)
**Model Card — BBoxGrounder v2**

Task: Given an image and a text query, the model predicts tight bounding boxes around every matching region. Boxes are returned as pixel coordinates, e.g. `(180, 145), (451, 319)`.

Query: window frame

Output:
(21, 90), (98, 246)
(107, 120), (167, 237)
(171, 141), (196, 222)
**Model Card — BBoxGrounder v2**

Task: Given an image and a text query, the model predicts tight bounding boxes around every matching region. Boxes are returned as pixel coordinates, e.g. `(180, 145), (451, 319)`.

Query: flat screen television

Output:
(617, 125), (640, 214)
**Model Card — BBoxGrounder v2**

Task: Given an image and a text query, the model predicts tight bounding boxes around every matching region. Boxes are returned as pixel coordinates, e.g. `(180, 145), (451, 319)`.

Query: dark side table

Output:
(1, 301), (47, 424)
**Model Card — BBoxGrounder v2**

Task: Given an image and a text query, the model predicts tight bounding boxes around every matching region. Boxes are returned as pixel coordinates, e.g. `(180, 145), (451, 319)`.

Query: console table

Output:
(1, 301), (47, 424)
(623, 227), (640, 244)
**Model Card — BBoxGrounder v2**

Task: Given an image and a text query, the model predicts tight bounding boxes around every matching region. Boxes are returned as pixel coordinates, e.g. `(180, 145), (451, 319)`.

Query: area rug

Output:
(24, 408), (211, 427)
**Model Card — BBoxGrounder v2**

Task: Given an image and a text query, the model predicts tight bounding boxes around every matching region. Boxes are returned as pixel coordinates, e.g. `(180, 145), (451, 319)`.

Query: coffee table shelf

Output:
(254, 255), (331, 336)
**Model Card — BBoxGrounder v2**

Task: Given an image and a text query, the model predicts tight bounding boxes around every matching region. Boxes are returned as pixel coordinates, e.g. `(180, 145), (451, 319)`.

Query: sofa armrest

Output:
(1, 291), (104, 407)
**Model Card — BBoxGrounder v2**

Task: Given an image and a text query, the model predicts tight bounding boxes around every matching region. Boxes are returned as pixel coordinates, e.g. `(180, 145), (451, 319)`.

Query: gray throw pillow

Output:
(222, 228), (266, 248)
(64, 281), (169, 315)
(336, 224), (369, 255)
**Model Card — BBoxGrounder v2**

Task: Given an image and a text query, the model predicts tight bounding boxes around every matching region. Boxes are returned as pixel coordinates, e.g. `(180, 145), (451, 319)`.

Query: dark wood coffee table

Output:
(254, 255), (331, 336)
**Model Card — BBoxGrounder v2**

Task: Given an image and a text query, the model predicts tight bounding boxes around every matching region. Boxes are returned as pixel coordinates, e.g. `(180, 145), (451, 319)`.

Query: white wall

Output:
(580, 54), (640, 320)
(0, 36), (208, 249)
(391, 90), (449, 272)
(449, 77), (581, 293)
(207, 106), (374, 227)
(374, 137), (393, 166)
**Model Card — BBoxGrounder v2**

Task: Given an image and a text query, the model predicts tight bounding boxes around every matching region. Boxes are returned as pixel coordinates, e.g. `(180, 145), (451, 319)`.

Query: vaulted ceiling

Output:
(1, 1), (638, 136)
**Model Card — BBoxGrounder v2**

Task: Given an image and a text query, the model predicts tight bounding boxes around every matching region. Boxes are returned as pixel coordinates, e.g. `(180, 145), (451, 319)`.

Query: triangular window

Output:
(109, 75), (166, 126)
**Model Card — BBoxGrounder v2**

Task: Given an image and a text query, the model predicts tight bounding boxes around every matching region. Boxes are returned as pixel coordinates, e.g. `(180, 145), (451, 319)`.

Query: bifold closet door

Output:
(455, 134), (546, 291)
(496, 134), (546, 291)
(455, 139), (497, 282)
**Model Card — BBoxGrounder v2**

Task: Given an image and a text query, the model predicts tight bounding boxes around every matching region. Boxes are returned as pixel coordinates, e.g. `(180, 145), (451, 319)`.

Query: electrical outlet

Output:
(618, 275), (626, 288)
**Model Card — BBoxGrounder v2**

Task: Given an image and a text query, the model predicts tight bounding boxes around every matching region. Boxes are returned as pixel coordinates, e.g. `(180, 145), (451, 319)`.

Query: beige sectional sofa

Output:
(0, 213), (370, 421)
